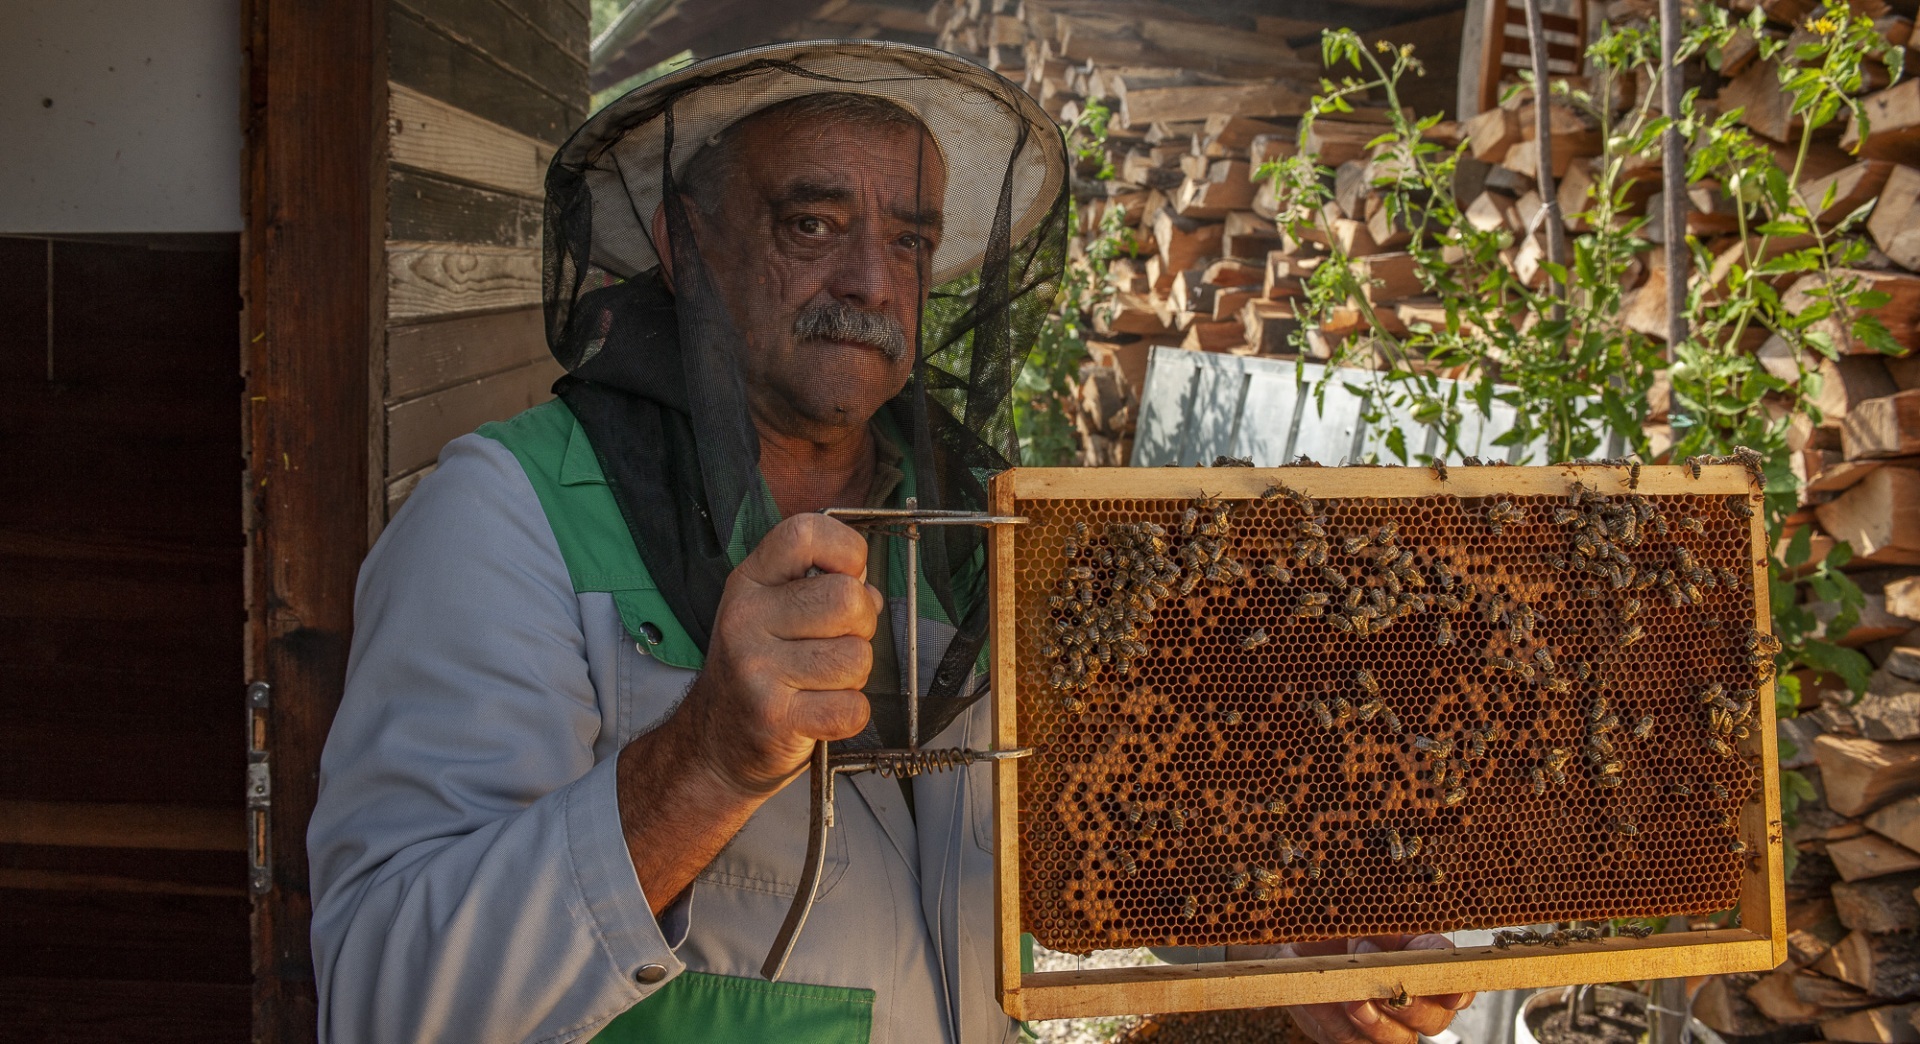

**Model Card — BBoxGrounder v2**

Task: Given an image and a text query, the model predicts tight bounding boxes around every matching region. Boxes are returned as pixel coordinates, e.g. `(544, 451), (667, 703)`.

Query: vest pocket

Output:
(592, 970), (874, 1043)
(696, 768), (850, 900)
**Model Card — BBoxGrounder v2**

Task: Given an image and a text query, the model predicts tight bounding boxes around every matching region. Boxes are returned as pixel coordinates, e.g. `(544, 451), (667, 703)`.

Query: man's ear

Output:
(650, 202), (675, 293)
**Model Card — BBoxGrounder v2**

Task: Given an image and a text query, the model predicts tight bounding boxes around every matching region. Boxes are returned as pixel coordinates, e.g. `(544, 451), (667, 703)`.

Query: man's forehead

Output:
(738, 118), (946, 200)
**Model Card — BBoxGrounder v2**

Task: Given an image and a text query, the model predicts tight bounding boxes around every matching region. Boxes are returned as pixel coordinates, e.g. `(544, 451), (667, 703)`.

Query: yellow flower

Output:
(1376, 39), (1394, 53)
(1806, 14), (1839, 34)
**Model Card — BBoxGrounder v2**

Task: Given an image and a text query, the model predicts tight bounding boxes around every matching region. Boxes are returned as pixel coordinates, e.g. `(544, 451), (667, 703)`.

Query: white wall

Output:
(2, 0), (243, 232)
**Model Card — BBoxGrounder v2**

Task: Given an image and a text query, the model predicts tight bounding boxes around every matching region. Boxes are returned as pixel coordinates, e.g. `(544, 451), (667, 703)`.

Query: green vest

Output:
(478, 399), (876, 1043)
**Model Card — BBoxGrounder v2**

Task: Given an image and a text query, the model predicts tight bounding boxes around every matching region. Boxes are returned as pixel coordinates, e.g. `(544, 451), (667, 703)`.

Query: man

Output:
(309, 42), (1469, 1043)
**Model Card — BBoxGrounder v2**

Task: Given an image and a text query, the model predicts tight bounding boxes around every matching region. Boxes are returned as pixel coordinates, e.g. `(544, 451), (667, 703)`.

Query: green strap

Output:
(591, 971), (874, 1044)
(478, 400), (706, 670)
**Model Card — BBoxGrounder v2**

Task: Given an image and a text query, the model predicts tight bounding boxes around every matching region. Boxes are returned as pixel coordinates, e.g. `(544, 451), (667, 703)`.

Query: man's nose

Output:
(825, 231), (901, 312)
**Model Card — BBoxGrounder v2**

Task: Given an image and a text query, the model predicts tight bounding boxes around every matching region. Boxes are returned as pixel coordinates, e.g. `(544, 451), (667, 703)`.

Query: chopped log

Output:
(1890, 355), (1920, 392)
(1847, 392), (1920, 460)
(1557, 159), (1594, 231)
(1334, 160), (1371, 220)
(1465, 191), (1520, 232)
(1830, 832), (1920, 881)
(1835, 870), (1920, 932)
(1248, 133), (1295, 168)
(1870, 166), (1920, 270)
(1355, 252), (1424, 305)
(1802, 160), (1895, 225)
(1210, 288), (1257, 322)
(1812, 359), (1903, 428)
(1818, 467), (1920, 566)
(1501, 138), (1575, 179)
(1177, 165), (1256, 218)
(1846, 80), (1920, 165)
(1482, 164), (1534, 197)
(1202, 255), (1264, 287)
(1330, 217), (1381, 256)
(1796, 967), (1883, 1010)
(1240, 299), (1298, 354)
(1364, 200), (1415, 251)
(1304, 121), (1385, 169)
(1822, 1004), (1920, 1043)
(1788, 908), (1849, 968)
(1820, 930), (1920, 1000)
(1152, 207), (1224, 280)
(1181, 319), (1243, 351)
(1694, 972), (1799, 1042)
(1814, 734), (1920, 816)
(1748, 967), (1826, 1023)
(1451, 155), (1493, 206)
(1221, 210), (1283, 260)
(1092, 293), (1170, 337)
(1512, 234), (1550, 290)
(1465, 106), (1520, 163)
(1896, 579), (1920, 624)
(1200, 114), (1285, 157)
(1782, 270), (1920, 356)
(1871, 794), (1920, 866)
(1115, 75), (1312, 129)
(1891, 643), (1920, 682)
(1721, 57), (1797, 143)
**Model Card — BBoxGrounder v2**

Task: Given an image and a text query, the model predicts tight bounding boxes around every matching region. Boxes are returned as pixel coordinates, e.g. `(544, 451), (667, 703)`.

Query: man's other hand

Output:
(685, 512), (882, 796)
(1227, 934), (1474, 1044)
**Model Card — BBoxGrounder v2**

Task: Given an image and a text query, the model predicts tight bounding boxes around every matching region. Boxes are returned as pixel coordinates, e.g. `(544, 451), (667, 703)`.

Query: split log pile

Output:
(929, 0), (1920, 539)
(1697, 636), (1920, 1043)
(927, 0), (1463, 467)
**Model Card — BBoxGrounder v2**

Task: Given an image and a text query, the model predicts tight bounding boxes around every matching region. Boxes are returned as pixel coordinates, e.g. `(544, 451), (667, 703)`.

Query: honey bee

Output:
(1259, 484), (1286, 503)
(1594, 772), (1624, 789)
(1061, 694), (1086, 714)
(1220, 709), (1242, 725)
(1632, 715), (1654, 740)
(1618, 922), (1655, 939)
(1629, 459), (1643, 489)
(1380, 706), (1404, 734)
(1179, 895), (1198, 920)
(1305, 858), (1325, 881)
(1442, 786), (1468, 806)
(1413, 734), (1454, 757)
(1421, 864), (1448, 884)
(1331, 696), (1355, 725)
(1533, 648), (1556, 673)
(1263, 797), (1288, 813)
(1706, 735), (1734, 757)
(1574, 660), (1593, 682)
(1308, 699), (1335, 729)
(1546, 763), (1568, 787)
(1110, 848), (1139, 877)
(1229, 870), (1249, 891)
(1240, 627), (1270, 650)
(1465, 728), (1489, 759)
(1730, 838), (1749, 854)
(1679, 515), (1705, 535)
(1386, 828), (1406, 861)
(1356, 669), (1380, 697)
(1709, 780), (1729, 801)
(1431, 460), (1449, 481)
(1355, 698), (1383, 722)
(1612, 817), (1639, 836)
(1684, 456), (1703, 480)
(1251, 865), (1277, 886)
(1619, 624), (1645, 647)
(1263, 560), (1293, 583)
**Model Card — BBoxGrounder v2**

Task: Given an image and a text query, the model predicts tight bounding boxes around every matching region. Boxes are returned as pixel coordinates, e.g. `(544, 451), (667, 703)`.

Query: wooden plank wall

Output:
(383, 0), (586, 519)
(0, 234), (249, 1040)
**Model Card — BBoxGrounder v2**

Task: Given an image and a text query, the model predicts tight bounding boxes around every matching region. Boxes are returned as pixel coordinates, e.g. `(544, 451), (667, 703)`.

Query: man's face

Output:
(690, 114), (947, 441)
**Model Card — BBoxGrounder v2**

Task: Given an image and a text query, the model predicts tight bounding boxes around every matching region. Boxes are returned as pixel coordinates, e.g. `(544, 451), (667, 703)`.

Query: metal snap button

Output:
(638, 621), (664, 645)
(635, 963), (668, 985)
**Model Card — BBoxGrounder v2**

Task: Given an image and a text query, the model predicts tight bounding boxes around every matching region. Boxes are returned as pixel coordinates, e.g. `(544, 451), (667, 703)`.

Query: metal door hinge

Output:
(247, 681), (272, 895)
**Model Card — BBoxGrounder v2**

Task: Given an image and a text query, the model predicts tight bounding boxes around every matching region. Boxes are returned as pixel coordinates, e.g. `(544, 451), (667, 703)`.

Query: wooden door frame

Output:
(241, 0), (386, 1039)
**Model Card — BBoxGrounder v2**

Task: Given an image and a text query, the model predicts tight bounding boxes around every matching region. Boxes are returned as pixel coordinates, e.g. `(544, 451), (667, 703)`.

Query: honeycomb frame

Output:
(988, 465), (1787, 1020)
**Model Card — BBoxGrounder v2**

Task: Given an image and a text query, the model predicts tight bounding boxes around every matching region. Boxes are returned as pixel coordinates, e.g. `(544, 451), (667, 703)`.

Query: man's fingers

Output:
(1341, 1001), (1421, 1044)
(755, 572), (883, 642)
(1378, 997), (1459, 1037)
(786, 687), (871, 741)
(737, 513), (869, 587)
(1288, 1004), (1368, 1044)
(772, 635), (874, 693)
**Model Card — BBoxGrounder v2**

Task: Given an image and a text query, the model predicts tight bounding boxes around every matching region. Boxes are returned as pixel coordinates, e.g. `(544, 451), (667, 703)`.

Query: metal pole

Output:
(1660, 0), (1689, 360)
(1523, 0), (1570, 321)
(905, 496), (920, 750)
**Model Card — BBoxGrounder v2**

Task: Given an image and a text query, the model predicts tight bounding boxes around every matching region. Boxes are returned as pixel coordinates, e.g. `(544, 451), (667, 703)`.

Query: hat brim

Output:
(554, 40), (1069, 287)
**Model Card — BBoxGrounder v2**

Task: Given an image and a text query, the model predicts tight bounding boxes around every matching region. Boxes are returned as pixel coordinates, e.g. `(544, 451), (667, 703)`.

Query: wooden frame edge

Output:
(1004, 932), (1775, 1020)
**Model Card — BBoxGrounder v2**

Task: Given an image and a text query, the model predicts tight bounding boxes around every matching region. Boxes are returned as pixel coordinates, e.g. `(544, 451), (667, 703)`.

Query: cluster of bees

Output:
(1492, 922), (1654, 949)
(1021, 459), (1776, 953)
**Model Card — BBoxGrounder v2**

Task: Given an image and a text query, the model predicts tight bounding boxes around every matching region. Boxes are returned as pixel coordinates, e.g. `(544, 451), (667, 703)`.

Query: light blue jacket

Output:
(307, 427), (1018, 1043)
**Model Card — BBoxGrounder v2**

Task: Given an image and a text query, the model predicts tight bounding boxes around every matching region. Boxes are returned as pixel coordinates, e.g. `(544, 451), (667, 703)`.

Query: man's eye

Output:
(898, 232), (931, 251)
(795, 216), (829, 236)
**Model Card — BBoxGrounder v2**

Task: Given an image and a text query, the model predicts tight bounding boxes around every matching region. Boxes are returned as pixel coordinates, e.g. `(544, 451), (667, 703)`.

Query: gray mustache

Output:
(793, 302), (910, 362)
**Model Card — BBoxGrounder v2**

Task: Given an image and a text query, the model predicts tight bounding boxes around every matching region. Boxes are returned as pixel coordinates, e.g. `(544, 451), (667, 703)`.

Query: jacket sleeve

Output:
(307, 434), (686, 1044)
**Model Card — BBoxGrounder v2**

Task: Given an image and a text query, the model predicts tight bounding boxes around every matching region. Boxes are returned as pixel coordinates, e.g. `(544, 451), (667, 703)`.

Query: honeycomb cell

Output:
(1013, 475), (1766, 954)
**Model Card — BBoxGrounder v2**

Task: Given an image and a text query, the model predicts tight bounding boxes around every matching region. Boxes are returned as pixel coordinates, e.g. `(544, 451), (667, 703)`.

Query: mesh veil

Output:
(541, 43), (1069, 747)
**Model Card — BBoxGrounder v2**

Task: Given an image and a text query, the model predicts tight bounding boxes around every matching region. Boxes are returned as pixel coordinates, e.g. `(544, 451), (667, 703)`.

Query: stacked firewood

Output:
(1691, 632), (1920, 1042)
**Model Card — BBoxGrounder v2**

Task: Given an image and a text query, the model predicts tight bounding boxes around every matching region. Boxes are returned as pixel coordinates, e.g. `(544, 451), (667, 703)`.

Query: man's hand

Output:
(681, 511), (882, 796)
(1228, 935), (1475, 1044)
(617, 512), (882, 914)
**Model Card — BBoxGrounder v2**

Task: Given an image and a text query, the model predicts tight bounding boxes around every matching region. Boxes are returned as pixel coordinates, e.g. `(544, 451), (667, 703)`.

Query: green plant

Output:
(1015, 100), (1133, 466)
(1260, 10), (1884, 714)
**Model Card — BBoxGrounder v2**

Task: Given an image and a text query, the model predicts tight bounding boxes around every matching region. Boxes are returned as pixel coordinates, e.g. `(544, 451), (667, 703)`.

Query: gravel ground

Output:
(1025, 945), (1160, 1044)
